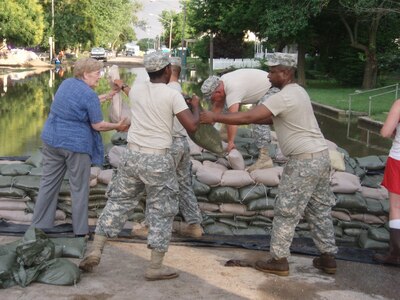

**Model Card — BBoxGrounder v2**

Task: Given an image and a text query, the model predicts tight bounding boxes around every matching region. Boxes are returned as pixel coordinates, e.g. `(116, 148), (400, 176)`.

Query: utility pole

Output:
(180, 1), (187, 74)
(49, 0), (54, 63)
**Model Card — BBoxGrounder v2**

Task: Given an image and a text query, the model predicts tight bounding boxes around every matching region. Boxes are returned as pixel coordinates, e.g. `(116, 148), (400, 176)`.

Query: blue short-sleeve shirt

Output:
(41, 78), (104, 165)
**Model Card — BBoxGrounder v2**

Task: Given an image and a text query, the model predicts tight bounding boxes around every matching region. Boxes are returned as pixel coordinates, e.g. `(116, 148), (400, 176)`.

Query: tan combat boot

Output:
(255, 257), (289, 276)
(145, 250), (179, 281)
(247, 148), (273, 172)
(131, 221), (149, 238)
(79, 234), (107, 272)
(179, 223), (203, 238)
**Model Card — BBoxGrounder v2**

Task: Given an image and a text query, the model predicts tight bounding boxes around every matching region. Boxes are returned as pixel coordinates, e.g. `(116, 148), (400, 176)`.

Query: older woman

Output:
(31, 57), (127, 236)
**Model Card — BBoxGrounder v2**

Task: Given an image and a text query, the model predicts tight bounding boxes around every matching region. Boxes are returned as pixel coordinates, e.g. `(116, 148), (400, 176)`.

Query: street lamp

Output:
(149, 13), (173, 51)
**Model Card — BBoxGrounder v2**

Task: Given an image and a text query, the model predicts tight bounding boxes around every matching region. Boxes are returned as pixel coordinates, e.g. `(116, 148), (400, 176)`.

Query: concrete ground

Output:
(0, 235), (398, 300)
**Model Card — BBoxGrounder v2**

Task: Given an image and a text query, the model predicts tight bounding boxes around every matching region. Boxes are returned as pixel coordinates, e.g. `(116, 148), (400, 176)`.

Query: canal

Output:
(0, 65), (391, 158)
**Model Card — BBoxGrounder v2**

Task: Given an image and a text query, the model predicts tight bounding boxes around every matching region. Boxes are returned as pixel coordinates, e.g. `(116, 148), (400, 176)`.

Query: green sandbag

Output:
(0, 164), (33, 176)
(208, 186), (240, 203)
(239, 184), (269, 203)
(334, 192), (367, 212)
(232, 227), (269, 235)
(36, 258), (80, 286)
(192, 176), (211, 196)
(25, 150), (43, 168)
(189, 124), (224, 156)
(368, 227), (389, 242)
(358, 230), (388, 249)
(247, 197), (276, 211)
(0, 187), (27, 198)
(0, 176), (13, 188)
(51, 237), (87, 259)
(219, 218), (248, 229)
(204, 222), (233, 235)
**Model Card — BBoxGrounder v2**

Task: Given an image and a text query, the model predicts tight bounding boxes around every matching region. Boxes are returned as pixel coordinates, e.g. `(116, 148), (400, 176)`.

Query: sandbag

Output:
(361, 174), (384, 188)
(202, 160), (228, 172)
(0, 176), (13, 188)
(232, 227), (269, 236)
(108, 145), (126, 168)
(358, 230), (388, 249)
(218, 203), (256, 216)
(192, 176), (211, 196)
(250, 167), (283, 187)
(25, 150), (43, 168)
(331, 210), (351, 222)
(0, 187), (27, 198)
(191, 152), (218, 162)
(208, 187), (240, 204)
(360, 186), (388, 201)
(330, 171), (361, 194)
(227, 149), (245, 170)
(247, 197), (276, 211)
(190, 159), (202, 174)
(98, 169), (114, 185)
(203, 222), (233, 235)
(0, 164), (33, 176)
(350, 213), (385, 224)
(239, 184), (269, 204)
(189, 124), (224, 156)
(108, 65), (132, 124)
(219, 218), (248, 229)
(220, 170), (254, 188)
(334, 192), (367, 212)
(36, 258), (80, 286)
(364, 197), (384, 215)
(195, 166), (223, 186)
(329, 150), (345, 171)
(356, 156), (385, 171)
(368, 227), (389, 242)
(198, 202), (219, 212)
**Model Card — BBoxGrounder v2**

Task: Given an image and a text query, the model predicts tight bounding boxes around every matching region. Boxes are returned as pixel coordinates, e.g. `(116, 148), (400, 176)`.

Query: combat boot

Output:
(374, 228), (400, 266)
(79, 234), (107, 272)
(247, 148), (273, 172)
(145, 250), (179, 281)
(179, 223), (203, 238)
(313, 253), (337, 274)
(255, 257), (289, 276)
(131, 222), (149, 238)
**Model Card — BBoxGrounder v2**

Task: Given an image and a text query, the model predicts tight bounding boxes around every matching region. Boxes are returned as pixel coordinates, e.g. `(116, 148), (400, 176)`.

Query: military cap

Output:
(201, 75), (221, 100)
(266, 52), (297, 68)
(143, 51), (170, 73)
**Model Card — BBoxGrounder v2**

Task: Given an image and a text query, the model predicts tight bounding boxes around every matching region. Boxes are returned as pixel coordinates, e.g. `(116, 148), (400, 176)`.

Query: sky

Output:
(134, 0), (182, 41)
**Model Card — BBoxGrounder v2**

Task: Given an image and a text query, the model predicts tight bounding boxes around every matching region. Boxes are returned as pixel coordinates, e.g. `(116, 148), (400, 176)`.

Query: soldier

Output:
(200, 52), (338, 276)
(201, 69), (279, 171)
(79, 51), (200, 281)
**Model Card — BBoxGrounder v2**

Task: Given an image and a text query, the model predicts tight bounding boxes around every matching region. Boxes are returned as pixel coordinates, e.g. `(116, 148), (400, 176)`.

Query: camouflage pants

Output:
(252, 87), (280, 148)
(96, 149), (179, 252)
(270, 150), (338, 259)
(170, 136), (202, 224)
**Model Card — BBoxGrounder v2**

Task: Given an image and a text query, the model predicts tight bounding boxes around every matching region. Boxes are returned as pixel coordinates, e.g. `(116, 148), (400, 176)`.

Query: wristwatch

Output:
(121, 83), (129, 91)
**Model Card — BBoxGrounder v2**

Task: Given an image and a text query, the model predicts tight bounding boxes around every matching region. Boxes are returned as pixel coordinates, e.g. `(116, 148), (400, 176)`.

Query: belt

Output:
(289, 149), (328, 160)
(127, 143), (167, 155)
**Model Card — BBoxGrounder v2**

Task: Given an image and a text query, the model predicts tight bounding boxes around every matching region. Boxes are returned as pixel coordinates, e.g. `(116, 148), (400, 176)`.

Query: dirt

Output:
(0, 235), (398, 300)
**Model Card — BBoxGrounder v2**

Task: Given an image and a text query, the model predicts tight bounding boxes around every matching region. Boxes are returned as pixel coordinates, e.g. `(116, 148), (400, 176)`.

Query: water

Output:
(0, 66), (391, 158)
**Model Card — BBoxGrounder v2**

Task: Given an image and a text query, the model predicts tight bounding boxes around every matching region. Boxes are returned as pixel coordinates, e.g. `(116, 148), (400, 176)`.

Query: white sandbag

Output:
(98, 169), (114, 185)
(361, 186), (388, 201)
(221, 170), (254, 188)
(259, 210), (274, 218)
(90, 177), (98, 187)
(191, 159), (202, 174)
(250, 166), (283, 187)
(0, 209), (66, 222)
(331, 210), (351, 221)
(188, 138), (203, 155)
(330, 171), (361, 193)
(202, 160), (228, 172)
(107, 65), (132, 124)
(198, 202), (219, 212)
(329, 149), (345, 171)
(0, 201), (27, 210)
(219, 203), (256, 216)
(227, 149), (245, 170)
(90, 166), (102, 179)
(108, 145), (127, 168)
(195, 166), (223, 186)
(350, 213), (385, 224)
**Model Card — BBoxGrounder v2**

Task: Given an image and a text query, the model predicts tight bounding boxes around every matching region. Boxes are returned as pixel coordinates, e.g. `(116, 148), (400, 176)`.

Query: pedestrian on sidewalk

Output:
(200, 52), (338, 276)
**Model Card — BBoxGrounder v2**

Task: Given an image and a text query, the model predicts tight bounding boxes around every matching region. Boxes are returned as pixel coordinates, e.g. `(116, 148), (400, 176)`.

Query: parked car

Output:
(90, 47), (107, 61)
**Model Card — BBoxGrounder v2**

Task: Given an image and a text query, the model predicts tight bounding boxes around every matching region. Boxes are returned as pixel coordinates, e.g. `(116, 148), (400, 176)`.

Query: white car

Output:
(90, 47), (107, 62)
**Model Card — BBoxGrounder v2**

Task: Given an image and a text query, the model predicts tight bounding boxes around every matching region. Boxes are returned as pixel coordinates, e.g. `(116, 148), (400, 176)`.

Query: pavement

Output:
(0, 234), (398, 300)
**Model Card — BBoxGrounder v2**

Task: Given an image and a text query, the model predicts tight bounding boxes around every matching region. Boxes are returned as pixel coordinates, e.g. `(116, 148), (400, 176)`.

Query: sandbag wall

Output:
(0, 128), (390, 250)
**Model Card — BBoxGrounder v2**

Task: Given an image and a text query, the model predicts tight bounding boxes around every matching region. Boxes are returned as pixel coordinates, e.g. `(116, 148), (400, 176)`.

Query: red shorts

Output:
(381, 156), (400, 195)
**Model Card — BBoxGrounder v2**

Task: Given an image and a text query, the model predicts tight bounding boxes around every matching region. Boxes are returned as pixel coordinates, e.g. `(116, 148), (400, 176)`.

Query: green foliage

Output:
(0, 0), (45, 46)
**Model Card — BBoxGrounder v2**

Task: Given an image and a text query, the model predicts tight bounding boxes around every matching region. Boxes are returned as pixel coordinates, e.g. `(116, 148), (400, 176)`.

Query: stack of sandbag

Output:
(0, 156), (66, 225)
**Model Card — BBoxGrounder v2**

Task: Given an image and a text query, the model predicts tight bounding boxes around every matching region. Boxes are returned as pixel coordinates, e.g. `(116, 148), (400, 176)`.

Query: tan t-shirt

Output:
(263, 83), (327, 156)
(222, 69), (271, 108)
(168, 81), (187, 137)
(127, 81), (188, 149)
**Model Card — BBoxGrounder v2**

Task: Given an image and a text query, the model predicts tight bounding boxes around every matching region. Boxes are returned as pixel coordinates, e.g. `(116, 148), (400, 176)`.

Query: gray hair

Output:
(73, 57), (104, 78)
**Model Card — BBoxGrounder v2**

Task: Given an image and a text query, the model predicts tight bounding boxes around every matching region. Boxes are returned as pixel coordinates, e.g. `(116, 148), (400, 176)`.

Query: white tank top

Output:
(389, 123), (400, 160)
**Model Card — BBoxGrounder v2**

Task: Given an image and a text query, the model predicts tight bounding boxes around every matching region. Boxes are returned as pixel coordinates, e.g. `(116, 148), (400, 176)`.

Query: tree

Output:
(334, 0), (400, 89)
(0, 0), (45, 46)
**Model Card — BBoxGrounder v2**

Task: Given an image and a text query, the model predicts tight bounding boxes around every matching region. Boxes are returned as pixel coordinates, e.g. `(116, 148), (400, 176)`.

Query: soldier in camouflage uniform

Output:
(201, 69), (277, 171)
(79, 51), (200, 281)
(200, 52), (338, 276)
